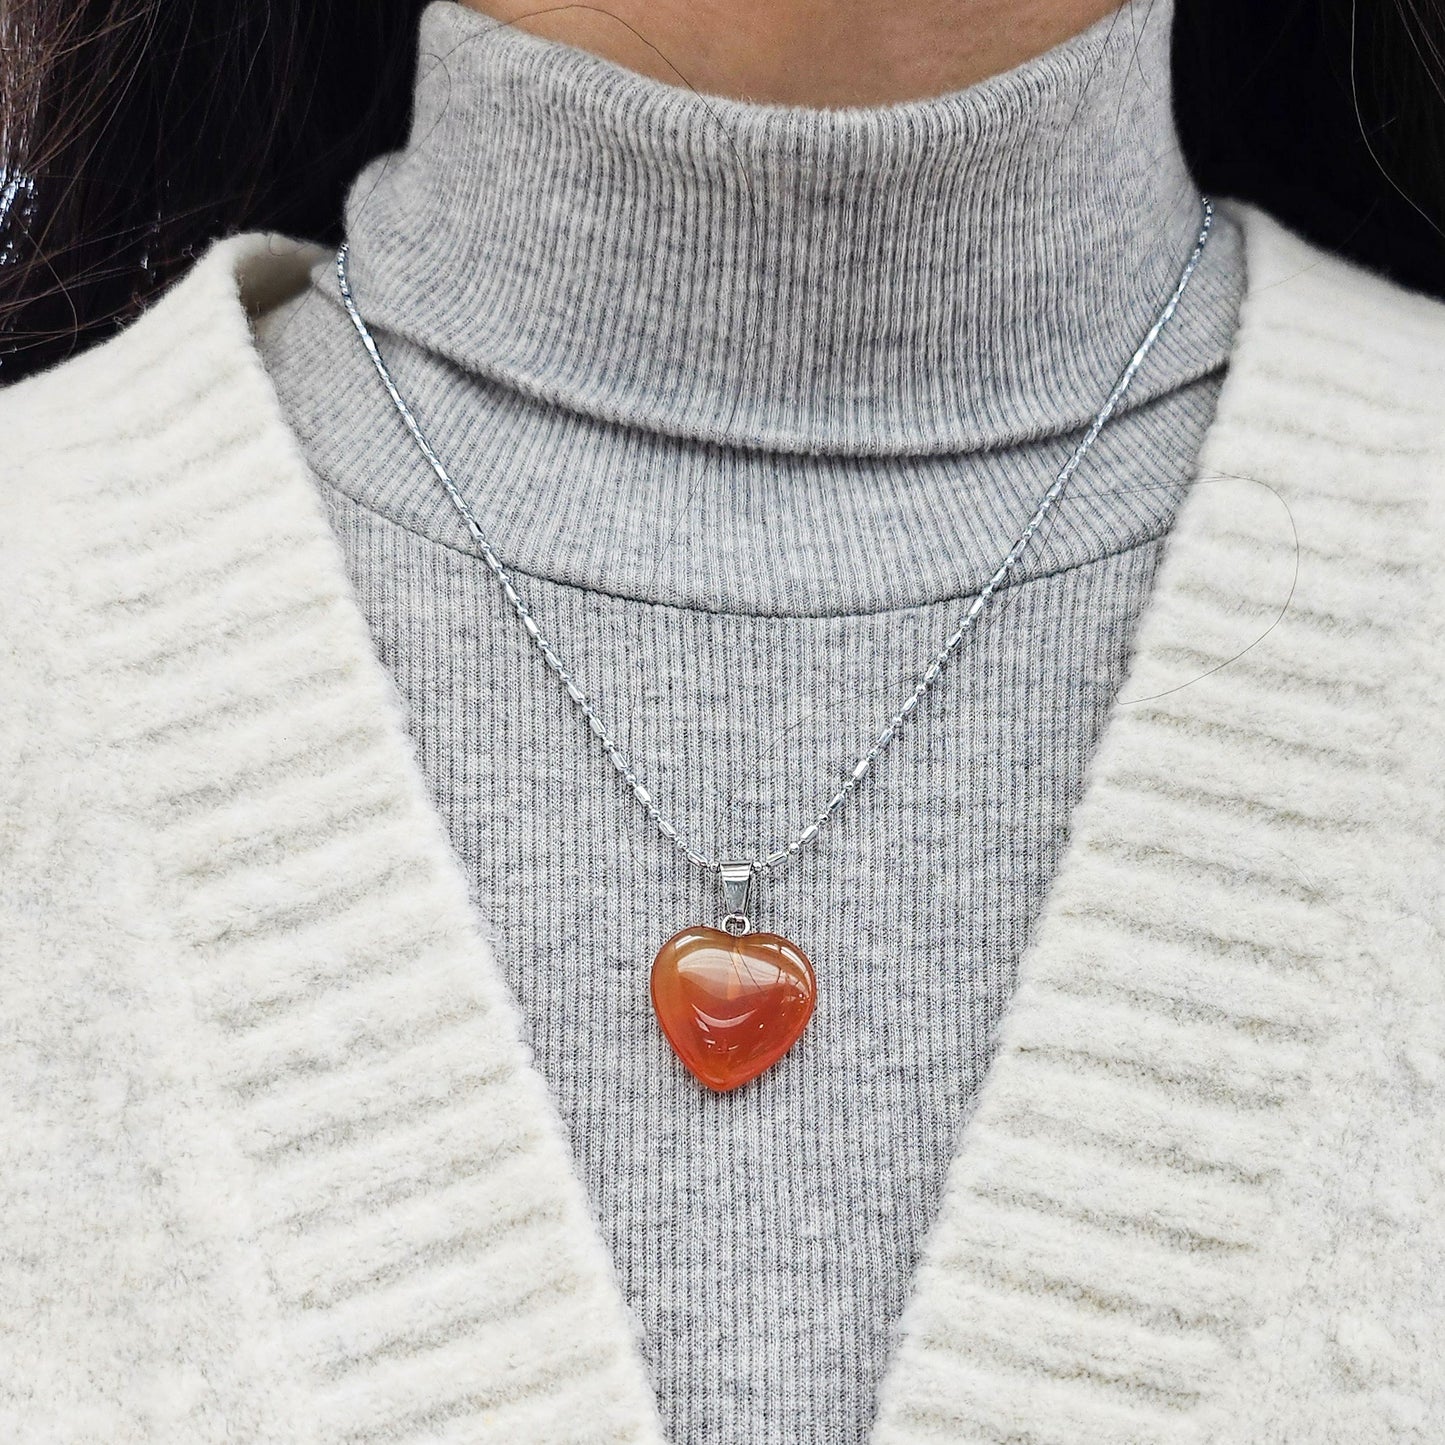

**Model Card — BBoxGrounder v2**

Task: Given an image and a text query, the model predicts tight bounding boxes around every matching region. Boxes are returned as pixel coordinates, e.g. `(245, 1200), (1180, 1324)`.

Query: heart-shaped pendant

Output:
(650, 926), (816, 1092)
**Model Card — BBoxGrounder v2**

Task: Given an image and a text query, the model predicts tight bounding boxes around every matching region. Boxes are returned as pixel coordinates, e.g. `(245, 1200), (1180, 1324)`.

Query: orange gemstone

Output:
(650, 925), (816, 1092)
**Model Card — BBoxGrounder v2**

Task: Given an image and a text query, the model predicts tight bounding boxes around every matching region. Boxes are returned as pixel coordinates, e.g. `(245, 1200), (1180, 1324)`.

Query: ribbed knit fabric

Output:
(253, 3), (1245, 1439)
(3, 206), (1445, 1445)
(261, 0), (1245, 611)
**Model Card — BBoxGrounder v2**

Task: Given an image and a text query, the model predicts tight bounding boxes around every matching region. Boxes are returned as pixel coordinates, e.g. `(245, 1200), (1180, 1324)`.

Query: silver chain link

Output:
(336, 195), (1213, 883)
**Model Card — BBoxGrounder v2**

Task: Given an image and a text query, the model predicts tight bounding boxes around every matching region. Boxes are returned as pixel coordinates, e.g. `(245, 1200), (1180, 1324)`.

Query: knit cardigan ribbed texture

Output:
(2, 202), (1444, 1445)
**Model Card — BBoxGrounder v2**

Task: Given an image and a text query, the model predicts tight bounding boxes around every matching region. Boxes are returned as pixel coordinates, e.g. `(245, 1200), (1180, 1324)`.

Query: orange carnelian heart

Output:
(650, 926), (816, 1092)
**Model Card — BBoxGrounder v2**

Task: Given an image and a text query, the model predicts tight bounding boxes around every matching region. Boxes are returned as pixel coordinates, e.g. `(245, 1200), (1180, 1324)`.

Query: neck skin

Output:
(461, 0), (1122, 105)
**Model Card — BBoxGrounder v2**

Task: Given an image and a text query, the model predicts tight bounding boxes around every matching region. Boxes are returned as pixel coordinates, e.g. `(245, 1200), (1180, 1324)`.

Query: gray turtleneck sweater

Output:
(257, 2), (1246, 1440)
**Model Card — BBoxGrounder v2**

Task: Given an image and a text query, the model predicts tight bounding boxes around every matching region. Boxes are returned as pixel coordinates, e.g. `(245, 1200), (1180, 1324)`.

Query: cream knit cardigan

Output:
(1, 200), (1443, 1445)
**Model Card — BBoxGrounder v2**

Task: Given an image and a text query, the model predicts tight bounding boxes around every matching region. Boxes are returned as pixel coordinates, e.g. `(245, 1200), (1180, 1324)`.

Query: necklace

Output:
(335, 194), (1215, 1092)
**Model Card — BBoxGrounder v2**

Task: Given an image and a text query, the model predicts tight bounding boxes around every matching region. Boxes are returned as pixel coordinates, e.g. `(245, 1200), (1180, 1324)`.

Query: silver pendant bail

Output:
(718, 860), (755, 936)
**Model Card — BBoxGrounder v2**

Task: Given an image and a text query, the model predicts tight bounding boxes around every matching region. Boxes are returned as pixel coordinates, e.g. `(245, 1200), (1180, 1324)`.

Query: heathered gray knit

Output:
(256, 1), (1246, 1439)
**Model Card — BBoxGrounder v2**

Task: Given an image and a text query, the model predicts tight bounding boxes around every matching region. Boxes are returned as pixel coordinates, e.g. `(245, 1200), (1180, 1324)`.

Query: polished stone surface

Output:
(651, 926), (817, 1092)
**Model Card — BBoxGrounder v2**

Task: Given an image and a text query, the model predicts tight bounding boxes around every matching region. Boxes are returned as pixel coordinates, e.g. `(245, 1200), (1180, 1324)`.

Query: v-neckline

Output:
(78, 199), (1394, 1443)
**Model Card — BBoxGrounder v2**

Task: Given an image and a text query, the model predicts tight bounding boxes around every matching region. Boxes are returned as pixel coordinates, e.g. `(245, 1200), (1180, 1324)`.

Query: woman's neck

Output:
(258, 0), (1246, 612)
(317, 0), (1221, 458)
(461, 0), (1121, 105)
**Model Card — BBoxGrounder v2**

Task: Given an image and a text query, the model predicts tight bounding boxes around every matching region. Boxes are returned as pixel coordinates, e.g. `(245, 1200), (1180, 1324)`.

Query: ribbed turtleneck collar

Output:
(338, 0), (1222, 457)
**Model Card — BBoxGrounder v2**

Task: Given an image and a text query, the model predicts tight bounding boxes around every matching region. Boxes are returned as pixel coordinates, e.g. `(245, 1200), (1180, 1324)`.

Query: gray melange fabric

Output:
(256, 1), (1246, 1439)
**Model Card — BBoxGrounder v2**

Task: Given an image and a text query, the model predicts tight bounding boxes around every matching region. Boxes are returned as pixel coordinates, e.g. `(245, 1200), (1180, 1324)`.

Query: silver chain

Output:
(335, 195), (1214, 889)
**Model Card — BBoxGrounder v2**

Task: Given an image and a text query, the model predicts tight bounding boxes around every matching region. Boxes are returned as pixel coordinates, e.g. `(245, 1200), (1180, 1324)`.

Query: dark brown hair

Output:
(1, 0), (1443, 383)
